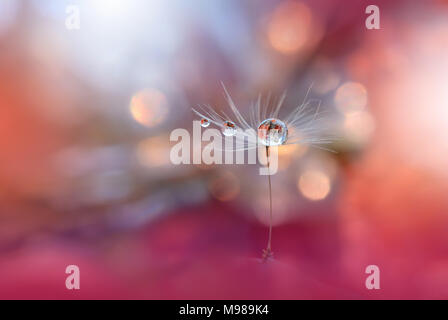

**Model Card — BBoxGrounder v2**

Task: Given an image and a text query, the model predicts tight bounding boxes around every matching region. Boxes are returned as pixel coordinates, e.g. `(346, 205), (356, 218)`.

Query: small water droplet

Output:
(201, 118), (210, 128)
(258, 118), (288, 146)
(222, 121), (236, 136)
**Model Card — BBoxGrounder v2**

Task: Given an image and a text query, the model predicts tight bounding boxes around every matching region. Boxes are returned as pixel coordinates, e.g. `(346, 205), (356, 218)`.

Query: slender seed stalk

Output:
(262, 145), (274, 261)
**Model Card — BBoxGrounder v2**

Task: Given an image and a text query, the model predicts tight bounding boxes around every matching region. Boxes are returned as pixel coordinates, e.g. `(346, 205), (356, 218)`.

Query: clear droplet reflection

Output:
(200, 118), (210, 128)
(257, 118), (288, 146)
(222, 121), (236, 136)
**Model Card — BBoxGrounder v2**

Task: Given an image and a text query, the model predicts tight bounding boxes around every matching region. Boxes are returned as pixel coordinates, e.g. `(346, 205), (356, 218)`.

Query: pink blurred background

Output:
(1, 0), (448, 299)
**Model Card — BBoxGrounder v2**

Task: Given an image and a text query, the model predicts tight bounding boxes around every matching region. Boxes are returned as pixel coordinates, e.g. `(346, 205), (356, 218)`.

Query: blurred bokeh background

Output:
(1, 0), (448, 299)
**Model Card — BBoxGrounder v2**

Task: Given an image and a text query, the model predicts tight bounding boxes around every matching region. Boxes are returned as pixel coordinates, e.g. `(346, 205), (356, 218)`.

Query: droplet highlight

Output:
(257, 118), (288, 146)
(222, 121), (236, 136)
(201, 118), (210, 128)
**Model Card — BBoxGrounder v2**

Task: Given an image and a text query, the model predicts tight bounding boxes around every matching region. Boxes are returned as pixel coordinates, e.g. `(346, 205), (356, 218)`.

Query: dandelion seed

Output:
(193, 83), (336, 262)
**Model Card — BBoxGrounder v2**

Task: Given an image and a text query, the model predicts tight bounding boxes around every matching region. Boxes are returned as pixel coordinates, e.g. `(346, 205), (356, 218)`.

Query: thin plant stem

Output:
(263, 145), (274, 261)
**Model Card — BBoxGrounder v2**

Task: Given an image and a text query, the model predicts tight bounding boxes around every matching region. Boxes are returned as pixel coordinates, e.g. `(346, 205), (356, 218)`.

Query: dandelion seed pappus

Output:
(192, 83), (336, 260)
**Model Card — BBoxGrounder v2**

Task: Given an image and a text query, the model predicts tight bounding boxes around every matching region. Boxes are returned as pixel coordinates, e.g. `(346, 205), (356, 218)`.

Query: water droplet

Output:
(222, 121), (236, 136)
(258, 118), (288, 146)
(201, 118), (210, 128)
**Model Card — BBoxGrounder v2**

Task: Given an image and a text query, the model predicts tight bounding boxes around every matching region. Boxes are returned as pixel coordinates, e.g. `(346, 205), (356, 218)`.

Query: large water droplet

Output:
(222, 121), (236, 136)
(200, 118), (210, 128)
(258, 118), (288, 146)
